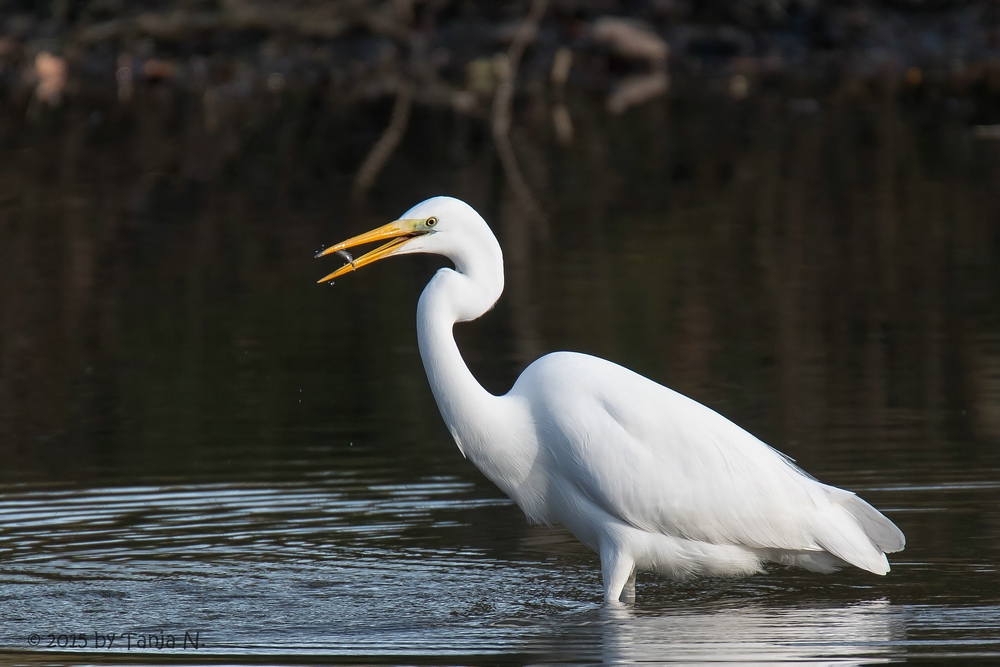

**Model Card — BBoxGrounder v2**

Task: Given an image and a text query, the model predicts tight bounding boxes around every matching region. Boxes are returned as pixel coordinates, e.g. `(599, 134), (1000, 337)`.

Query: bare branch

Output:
(491, 0), (548, 227)
(353, 82), (415, 201)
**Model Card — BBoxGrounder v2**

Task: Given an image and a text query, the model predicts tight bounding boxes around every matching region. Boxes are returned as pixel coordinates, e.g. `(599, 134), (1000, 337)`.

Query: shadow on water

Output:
(1, 82), (999, 662)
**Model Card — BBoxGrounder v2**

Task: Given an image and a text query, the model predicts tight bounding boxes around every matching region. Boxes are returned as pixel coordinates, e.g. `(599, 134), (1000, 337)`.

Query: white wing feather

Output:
(514, 352), (904, 574)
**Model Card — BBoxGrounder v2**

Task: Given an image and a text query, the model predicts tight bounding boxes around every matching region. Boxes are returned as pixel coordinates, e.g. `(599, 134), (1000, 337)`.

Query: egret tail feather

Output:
(819, 484), (905, 553)
(815, 505), (892, 575)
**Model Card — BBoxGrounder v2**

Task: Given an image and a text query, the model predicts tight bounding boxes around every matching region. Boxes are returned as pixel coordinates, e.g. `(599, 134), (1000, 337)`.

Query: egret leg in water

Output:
(316, 196), (905, 603)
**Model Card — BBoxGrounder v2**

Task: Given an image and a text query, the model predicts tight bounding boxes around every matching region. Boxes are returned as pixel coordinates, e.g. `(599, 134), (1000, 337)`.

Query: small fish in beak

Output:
(336, 250), (356, 269)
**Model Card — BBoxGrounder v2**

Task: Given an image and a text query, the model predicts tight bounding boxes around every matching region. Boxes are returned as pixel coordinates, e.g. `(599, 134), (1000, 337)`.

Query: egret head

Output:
(316, 196), (499, 283)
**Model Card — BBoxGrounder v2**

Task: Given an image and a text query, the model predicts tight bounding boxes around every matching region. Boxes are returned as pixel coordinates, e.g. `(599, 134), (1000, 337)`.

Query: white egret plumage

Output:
(317, 196), (905, 603)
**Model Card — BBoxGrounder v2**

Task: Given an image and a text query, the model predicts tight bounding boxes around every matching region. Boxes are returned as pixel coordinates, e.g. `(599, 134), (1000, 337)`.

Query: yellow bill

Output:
(316, 219), (430, 283)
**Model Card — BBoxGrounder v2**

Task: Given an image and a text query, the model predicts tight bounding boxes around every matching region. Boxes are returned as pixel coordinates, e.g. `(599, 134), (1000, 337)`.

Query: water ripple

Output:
(0, 477), (998, 663)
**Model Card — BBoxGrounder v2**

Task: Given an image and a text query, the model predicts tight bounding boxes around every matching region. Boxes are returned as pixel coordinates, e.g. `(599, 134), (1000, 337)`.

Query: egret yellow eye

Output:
(426, 217), (438, 227)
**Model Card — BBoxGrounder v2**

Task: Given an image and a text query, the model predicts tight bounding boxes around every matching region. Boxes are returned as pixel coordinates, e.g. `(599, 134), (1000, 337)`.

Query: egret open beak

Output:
(316, 219), (427, 283)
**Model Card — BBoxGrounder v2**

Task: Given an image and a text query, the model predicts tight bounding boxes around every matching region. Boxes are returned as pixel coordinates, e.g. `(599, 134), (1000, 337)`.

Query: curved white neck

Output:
(411, 222), (543, 520)
(416, 266), (502, 458)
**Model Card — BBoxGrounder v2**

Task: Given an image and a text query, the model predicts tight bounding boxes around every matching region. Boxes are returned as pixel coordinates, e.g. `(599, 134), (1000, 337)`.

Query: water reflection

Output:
(2, 89), (999, 486)
(557, 600), (904, 665)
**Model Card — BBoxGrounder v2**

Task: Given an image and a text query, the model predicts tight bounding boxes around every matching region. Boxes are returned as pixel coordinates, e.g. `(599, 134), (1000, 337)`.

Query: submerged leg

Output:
(600, 540), (636, 604)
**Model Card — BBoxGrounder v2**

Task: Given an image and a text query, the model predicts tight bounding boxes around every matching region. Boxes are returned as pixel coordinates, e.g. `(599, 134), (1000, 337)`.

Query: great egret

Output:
(317, 196), (905, 603)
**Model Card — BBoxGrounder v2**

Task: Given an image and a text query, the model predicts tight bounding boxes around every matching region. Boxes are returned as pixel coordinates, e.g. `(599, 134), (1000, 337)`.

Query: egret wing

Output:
(517, 352), (902, 571)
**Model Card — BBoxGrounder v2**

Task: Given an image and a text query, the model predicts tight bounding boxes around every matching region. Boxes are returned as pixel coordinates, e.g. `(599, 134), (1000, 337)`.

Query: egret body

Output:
(317, 196), (905, 603)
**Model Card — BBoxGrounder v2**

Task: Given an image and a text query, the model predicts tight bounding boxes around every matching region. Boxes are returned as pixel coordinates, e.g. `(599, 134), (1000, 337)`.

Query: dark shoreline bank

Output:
(6, 2), (1000, 117)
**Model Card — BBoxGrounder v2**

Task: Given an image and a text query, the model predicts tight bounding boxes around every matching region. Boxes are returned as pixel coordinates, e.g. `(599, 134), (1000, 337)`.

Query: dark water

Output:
(1, 90), (999, 663)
